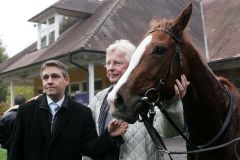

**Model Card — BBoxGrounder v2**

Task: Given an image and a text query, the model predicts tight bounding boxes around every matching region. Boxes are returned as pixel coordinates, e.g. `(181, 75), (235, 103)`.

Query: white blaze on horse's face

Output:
(107, 35), (153, 114)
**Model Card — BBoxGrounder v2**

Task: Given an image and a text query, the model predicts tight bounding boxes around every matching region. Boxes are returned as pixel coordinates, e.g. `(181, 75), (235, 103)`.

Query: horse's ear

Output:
(172, 3), (192, 32)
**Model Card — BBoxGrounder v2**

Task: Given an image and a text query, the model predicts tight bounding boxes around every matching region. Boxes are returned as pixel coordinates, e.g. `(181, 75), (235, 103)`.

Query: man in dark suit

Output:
(9, 60), (128, 160)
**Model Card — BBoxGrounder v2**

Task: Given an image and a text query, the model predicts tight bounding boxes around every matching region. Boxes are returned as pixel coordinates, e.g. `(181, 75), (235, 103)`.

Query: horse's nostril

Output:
(115, 93), (126, 112)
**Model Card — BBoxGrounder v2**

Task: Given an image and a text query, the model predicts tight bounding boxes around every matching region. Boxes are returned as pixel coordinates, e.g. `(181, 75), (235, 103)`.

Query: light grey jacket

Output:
(84, 87), (184, 160)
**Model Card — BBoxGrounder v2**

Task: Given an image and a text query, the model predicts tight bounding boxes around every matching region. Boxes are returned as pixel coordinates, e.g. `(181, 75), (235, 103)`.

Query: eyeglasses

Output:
(104, 61), (126, 68)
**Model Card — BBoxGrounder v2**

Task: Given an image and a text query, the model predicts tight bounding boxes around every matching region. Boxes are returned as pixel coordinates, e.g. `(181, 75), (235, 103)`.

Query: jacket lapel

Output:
(50, 96), (73, 145)
(38, 95), (52, 143)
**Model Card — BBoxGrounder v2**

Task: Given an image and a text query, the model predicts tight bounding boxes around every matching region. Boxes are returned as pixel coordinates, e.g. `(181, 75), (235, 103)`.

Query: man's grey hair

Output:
(106, 39), (136, 62)
(40, 60), (69, 77)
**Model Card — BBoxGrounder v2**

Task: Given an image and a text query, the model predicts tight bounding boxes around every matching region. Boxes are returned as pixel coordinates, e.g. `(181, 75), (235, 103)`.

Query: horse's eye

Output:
(154, 46), (167, 56)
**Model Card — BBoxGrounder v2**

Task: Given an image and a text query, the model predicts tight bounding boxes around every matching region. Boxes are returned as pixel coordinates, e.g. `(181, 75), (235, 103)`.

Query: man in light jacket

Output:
(84, 39), (189, 160)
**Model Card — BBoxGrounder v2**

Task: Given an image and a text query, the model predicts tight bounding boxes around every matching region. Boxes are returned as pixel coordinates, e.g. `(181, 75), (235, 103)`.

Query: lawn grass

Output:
(0, 148), (7, 160)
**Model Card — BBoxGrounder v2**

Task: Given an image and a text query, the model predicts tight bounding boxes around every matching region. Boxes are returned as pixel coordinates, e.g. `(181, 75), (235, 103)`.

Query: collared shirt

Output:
(47, 95), (65, 116)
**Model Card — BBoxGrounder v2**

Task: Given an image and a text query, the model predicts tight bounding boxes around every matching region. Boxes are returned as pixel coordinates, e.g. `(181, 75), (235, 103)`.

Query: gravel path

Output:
(163, 137), (187, 160)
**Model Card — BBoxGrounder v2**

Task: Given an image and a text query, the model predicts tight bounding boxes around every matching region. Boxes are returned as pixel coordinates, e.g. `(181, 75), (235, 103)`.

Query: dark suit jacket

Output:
(9, 94), (119, 160)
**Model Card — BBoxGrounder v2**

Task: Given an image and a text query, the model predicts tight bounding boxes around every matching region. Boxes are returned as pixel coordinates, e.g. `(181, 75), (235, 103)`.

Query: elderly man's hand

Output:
(174, 74), (190, 99)
(108, 119), (128, 137)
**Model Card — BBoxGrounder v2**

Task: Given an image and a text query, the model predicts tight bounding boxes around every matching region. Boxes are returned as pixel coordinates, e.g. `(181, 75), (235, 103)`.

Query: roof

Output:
(0, 0), (204, 76)
(203, 0), (240, 61)
(54, 0), (102, 14)
(87, 0), (205, 53)
(29, 0), (103, 22)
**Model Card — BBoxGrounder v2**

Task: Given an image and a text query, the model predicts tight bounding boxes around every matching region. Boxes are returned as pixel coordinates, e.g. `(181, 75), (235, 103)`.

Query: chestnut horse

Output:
(107, 4), (240, 160)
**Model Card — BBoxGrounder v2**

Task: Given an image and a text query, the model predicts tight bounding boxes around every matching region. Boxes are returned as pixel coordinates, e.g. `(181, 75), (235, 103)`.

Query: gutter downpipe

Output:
(69, 49), (105, 104)
(200, 0), (209, 61)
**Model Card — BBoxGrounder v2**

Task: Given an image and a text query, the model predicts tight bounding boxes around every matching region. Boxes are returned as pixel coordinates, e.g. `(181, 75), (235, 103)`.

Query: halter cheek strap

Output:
(146, 28), (184, 101)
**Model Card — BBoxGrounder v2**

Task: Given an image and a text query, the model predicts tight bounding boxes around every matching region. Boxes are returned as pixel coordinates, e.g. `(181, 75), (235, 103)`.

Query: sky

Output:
(0, 0), (58, 57)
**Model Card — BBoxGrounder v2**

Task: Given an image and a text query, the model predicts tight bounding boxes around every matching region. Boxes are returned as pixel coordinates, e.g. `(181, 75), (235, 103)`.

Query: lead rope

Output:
(140, 86), (240, 158)
(140, 103), (240, 157)
(157, 102), (198, 150)
(140, 110), (174, 160)
(157, 86), (235, 150)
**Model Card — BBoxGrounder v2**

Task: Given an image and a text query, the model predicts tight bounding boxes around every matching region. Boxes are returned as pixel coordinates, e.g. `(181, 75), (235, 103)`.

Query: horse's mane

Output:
(148, 18), (174, 31)
(218, 76), (240, 96)
(147, 18), (191, 45)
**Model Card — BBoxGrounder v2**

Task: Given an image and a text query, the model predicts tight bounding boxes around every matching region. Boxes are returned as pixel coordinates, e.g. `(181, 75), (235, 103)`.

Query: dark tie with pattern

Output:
(98, 97), (109, 135)
(98, 86), (113, 135)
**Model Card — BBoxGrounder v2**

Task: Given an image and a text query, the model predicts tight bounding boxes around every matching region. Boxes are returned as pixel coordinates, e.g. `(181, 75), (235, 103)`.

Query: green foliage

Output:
(0, 84), (7, 102)
(0, 39), (8, 63)
(0, 101), (9, 115)
(6, 85), (34, 103)
(0, 39), (9, 102)
(0, 85), (34, 114)
(0, 39), (34, 104)
(0, 148), (7, 160)
(0, 39), (34, 113)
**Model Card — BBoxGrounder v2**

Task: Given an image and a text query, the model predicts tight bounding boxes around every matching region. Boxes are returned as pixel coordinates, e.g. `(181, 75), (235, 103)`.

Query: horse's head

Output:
(107, 4), (192, 123)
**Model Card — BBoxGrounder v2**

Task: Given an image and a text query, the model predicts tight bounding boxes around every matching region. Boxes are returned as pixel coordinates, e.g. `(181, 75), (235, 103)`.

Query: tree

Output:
(0, 40), (8, 62)
(0, 39), (9, 102)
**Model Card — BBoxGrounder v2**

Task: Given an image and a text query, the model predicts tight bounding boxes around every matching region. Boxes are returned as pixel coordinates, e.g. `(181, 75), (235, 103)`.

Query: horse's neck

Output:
(184, 46), (228, 105)
(182, 44), (230, 143)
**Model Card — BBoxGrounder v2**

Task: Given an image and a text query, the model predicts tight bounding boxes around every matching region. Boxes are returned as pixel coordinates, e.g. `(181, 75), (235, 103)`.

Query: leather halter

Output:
(147, 27), (182, 44)
(144, 27), (183, 103)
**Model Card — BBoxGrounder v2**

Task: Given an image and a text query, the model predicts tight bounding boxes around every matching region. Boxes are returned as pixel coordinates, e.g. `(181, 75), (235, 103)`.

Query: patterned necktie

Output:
(98, 86), (114, 135)
(98, 97), (109, 135)
(50, 103), (60, 117)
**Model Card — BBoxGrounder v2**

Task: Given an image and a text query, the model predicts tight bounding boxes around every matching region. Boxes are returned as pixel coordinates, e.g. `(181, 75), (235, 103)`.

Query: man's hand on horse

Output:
(174, 74), (190, 99)
(108, 119), (128, 137)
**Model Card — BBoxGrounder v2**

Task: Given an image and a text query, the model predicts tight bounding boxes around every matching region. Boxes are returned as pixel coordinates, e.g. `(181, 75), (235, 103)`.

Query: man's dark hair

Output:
(40, 60), (69, 78)
(14, 95), (26, 105)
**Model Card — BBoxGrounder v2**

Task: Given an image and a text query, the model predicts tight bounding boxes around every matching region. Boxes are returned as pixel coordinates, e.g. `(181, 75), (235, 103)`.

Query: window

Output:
(49, 31), (55, 45)
(40, 21), (47, 31)
(48, 17), (55, 25)
(38, 16), (57, 49)
(82, 79), (103, 92)
(95, 80), (103, 90)
(83, 82), (87, 92)
(41, 36), (47, 48)
(59, 16), (80, 34)
(70, 83), (80, 93)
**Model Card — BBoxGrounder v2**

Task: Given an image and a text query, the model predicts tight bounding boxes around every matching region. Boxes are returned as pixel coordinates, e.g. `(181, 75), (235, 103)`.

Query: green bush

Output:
(7, 85), (34, 102)
(0, 148), (7, 160)
(0, 102), (10, 115)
